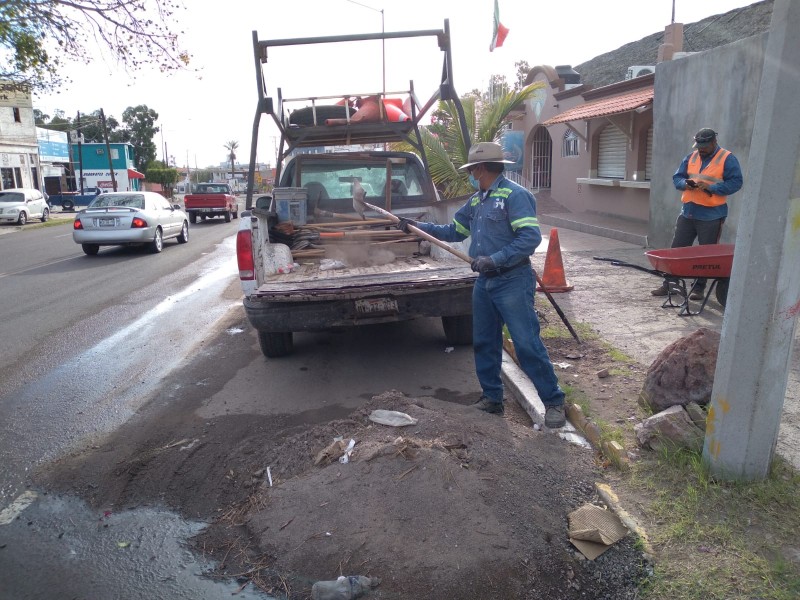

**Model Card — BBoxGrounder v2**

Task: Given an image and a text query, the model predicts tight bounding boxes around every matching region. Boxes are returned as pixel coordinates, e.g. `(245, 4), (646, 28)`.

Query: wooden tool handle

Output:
(358, 200), (471, 263)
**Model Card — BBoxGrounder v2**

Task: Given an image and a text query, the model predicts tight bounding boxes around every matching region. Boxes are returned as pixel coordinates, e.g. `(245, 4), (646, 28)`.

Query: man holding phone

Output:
(651, 128), (743, 300)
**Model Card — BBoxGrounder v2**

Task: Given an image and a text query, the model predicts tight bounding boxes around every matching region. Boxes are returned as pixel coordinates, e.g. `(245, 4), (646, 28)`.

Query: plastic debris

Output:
(116, 541), (131, 549)
(320, 259), (347, 271)
(368, 410), (418, 427)
(444, 346), (454, 353)
(312, 575), (381, 600)
(339, 439), (356, 464)
(314, 439), (349, 465)
(267, 466), (273, 487)
(277, 262), (299, 274)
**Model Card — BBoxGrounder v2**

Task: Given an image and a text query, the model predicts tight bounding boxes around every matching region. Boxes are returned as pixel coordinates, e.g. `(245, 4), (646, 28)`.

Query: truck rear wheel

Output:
(189, 213), (197, 224)
(258, 331), (294, 358)
(442, 315), (473, 346)
(224, 210), (232, 223)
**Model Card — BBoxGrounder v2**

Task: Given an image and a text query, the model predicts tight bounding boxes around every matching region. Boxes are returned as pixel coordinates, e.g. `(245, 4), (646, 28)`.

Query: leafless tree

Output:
(1, 0), (190, 90)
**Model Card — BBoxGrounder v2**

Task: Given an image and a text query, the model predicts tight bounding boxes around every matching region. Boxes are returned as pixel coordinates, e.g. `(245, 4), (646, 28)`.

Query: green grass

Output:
(606, 346), (635, 363)
(540, 319), (597, 341)
(608, 366), (634, 377)
(1, 218), (72, 231)
(629, 450), (800, 599)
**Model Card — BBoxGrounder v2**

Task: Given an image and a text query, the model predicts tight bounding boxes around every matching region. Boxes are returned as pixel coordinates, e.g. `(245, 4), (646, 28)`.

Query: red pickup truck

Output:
(183, 183), (239, 223)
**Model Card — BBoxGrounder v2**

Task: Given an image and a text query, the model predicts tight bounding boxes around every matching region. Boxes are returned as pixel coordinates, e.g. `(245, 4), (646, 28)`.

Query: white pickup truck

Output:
(236, 21), (476, 358)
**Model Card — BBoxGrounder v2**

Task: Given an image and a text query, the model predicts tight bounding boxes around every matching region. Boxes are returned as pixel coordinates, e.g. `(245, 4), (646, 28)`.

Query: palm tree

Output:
(402, 82), (544, 199)
(224, 140), (239, 181)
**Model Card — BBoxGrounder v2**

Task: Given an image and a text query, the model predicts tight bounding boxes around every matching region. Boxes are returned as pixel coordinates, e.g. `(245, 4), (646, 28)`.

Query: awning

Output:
(543, 88), (654, 125)
(127, 168), (145, 179)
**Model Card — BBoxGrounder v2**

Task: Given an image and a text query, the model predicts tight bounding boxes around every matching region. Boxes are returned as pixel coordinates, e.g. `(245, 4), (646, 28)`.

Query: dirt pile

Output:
(194, 391), (648, 599)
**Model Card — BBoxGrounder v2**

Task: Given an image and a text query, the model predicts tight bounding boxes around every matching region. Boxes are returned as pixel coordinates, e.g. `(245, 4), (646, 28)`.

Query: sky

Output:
(34, 0), (760, 169)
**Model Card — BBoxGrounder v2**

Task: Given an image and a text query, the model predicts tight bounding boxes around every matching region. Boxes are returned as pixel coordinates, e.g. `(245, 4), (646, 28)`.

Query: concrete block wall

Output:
(650, 33), (769, 248)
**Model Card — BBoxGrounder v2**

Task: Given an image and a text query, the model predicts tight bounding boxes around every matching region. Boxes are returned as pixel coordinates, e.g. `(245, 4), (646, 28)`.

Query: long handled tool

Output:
(356, 200), (582, 344)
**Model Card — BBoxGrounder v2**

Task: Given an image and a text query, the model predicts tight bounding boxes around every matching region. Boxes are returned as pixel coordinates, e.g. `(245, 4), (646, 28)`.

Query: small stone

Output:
(596, 368), (610, 378)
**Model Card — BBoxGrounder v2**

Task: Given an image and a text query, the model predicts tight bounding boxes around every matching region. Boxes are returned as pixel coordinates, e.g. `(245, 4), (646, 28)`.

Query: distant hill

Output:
(574, 0), (774, 88)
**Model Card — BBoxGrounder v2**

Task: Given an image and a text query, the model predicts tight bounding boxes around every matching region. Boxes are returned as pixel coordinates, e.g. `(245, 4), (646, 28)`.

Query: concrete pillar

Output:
(704, 0), (800, 481)
(658, 23), (683, 62)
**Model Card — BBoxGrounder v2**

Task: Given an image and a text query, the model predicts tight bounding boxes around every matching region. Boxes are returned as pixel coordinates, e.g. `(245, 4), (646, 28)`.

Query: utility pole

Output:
(99, 109), (117, 192)
(704, 0), (800, 481)
(76, 111), (84, 195)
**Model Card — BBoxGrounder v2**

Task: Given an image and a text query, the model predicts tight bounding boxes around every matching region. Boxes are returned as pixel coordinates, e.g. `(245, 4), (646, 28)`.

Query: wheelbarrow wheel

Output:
(715, 278), (730, 307)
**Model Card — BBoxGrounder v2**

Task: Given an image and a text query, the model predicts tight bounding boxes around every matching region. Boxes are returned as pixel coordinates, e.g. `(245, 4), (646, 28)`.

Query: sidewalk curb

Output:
(500, 349), (590, 448)
(595, 482), (654, 558)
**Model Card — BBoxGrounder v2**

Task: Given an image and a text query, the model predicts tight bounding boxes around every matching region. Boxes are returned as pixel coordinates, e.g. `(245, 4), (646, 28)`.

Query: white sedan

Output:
(73, 191), (189, 255)
(0, 188), (49, 225)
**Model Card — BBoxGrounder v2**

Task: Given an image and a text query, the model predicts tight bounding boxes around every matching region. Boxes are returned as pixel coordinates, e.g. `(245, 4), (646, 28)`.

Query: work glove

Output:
(470, 256), (496, 274)
(397, 217), (418, 234)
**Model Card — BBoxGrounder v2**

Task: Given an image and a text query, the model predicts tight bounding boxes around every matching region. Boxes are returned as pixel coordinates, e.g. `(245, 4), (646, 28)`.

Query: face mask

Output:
(468, 172), (480, 190)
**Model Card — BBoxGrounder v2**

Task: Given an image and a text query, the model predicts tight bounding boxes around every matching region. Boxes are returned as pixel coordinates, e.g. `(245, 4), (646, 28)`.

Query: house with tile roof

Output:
(508, 0), (774, 246)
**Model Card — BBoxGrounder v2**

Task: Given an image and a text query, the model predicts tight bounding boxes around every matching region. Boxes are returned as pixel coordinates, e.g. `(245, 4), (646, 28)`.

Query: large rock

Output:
(639, 328), (721, 412)
(634, 405), (705, 453)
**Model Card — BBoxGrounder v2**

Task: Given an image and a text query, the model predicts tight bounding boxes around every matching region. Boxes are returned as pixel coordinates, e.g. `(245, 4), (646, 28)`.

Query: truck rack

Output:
(245, 20), (470, 210)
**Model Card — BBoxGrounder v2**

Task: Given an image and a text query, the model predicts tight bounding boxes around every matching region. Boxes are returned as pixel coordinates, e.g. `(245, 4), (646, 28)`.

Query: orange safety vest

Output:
(681, 147), (731, 207)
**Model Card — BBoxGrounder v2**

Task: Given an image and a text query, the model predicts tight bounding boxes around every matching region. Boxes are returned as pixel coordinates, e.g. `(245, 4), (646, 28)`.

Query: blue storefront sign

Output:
(36, 128), (70, 162)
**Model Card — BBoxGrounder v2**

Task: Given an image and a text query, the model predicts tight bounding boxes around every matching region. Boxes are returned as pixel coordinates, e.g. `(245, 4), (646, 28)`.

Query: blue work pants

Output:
(472, 267), (565, 407)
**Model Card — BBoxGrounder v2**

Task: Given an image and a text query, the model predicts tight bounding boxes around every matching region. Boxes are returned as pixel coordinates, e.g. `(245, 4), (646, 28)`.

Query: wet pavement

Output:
(0, 494), (268, 599)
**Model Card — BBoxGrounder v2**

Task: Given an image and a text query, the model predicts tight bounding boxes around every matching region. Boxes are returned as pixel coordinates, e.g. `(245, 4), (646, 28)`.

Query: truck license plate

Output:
(355, 297), (398, 316)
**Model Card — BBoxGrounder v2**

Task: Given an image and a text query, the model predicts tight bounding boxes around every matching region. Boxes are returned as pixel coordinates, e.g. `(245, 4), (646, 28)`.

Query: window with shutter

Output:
(597, 127), (626, 179)
(645, 125), (653, 181)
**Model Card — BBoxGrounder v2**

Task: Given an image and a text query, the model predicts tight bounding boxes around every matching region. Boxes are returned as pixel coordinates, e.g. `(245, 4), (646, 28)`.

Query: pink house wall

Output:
(512, 66), (652, 223)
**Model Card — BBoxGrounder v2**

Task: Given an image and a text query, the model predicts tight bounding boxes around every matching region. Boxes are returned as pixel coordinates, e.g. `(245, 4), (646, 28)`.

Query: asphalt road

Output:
(0, 208), (481, 598)
(0, 211), (236, 398)
(0, 212), (242, 501)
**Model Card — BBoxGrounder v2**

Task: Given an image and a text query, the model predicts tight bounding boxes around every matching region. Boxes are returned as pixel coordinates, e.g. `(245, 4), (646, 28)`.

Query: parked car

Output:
(0, 188), (50, 225)
(72, 191), (189, 255)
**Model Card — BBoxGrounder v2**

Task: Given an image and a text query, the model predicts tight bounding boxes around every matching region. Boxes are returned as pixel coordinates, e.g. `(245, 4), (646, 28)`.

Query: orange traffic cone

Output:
(536, 228), (573, 293)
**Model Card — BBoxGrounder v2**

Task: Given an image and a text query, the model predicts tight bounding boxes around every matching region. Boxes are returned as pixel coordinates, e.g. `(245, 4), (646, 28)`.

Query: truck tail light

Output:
(131, 217), (148, 228)
(237, 229), (255, 280)
(73, 219), (83, 230)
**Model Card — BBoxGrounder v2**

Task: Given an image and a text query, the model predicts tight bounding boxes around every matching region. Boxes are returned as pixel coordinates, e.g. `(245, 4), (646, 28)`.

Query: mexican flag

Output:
(490, 0), (509, 52)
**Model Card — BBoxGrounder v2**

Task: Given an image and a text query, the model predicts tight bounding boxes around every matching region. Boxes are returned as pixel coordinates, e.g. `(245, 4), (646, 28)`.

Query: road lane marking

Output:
(0, 491), (38, 525)
(0, 254), (82, 280)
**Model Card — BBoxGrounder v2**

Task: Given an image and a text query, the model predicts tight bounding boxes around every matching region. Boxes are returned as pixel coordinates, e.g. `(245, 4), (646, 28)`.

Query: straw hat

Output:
(459, 142), (514, 170)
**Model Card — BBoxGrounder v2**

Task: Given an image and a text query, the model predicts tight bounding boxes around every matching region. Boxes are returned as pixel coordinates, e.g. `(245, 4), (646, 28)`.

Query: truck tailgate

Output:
(184, 195), (228, 207)
(254, 256), (475, 300)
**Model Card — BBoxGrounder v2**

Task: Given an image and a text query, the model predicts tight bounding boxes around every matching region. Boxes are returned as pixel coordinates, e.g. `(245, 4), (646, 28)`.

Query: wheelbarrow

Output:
(593, 244), (734, 316)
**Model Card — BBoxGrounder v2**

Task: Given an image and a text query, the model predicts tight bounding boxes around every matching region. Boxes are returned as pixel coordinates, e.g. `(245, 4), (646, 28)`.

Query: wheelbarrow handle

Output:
(593, 256), (665, 277)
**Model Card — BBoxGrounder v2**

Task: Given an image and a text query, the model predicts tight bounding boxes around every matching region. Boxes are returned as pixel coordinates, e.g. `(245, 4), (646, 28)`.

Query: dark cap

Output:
(693, 128), (718, 147)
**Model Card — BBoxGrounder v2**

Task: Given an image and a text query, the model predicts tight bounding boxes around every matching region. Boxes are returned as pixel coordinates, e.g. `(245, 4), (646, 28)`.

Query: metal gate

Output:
(528, 127), (552, 190)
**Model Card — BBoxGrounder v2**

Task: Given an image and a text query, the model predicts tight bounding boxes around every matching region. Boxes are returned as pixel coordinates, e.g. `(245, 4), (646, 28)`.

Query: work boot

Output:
(690, 289), (706, 301)
(545, 404), (566, 428)
(651, 284), (668, 296)
(473, 396), (504, 415)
